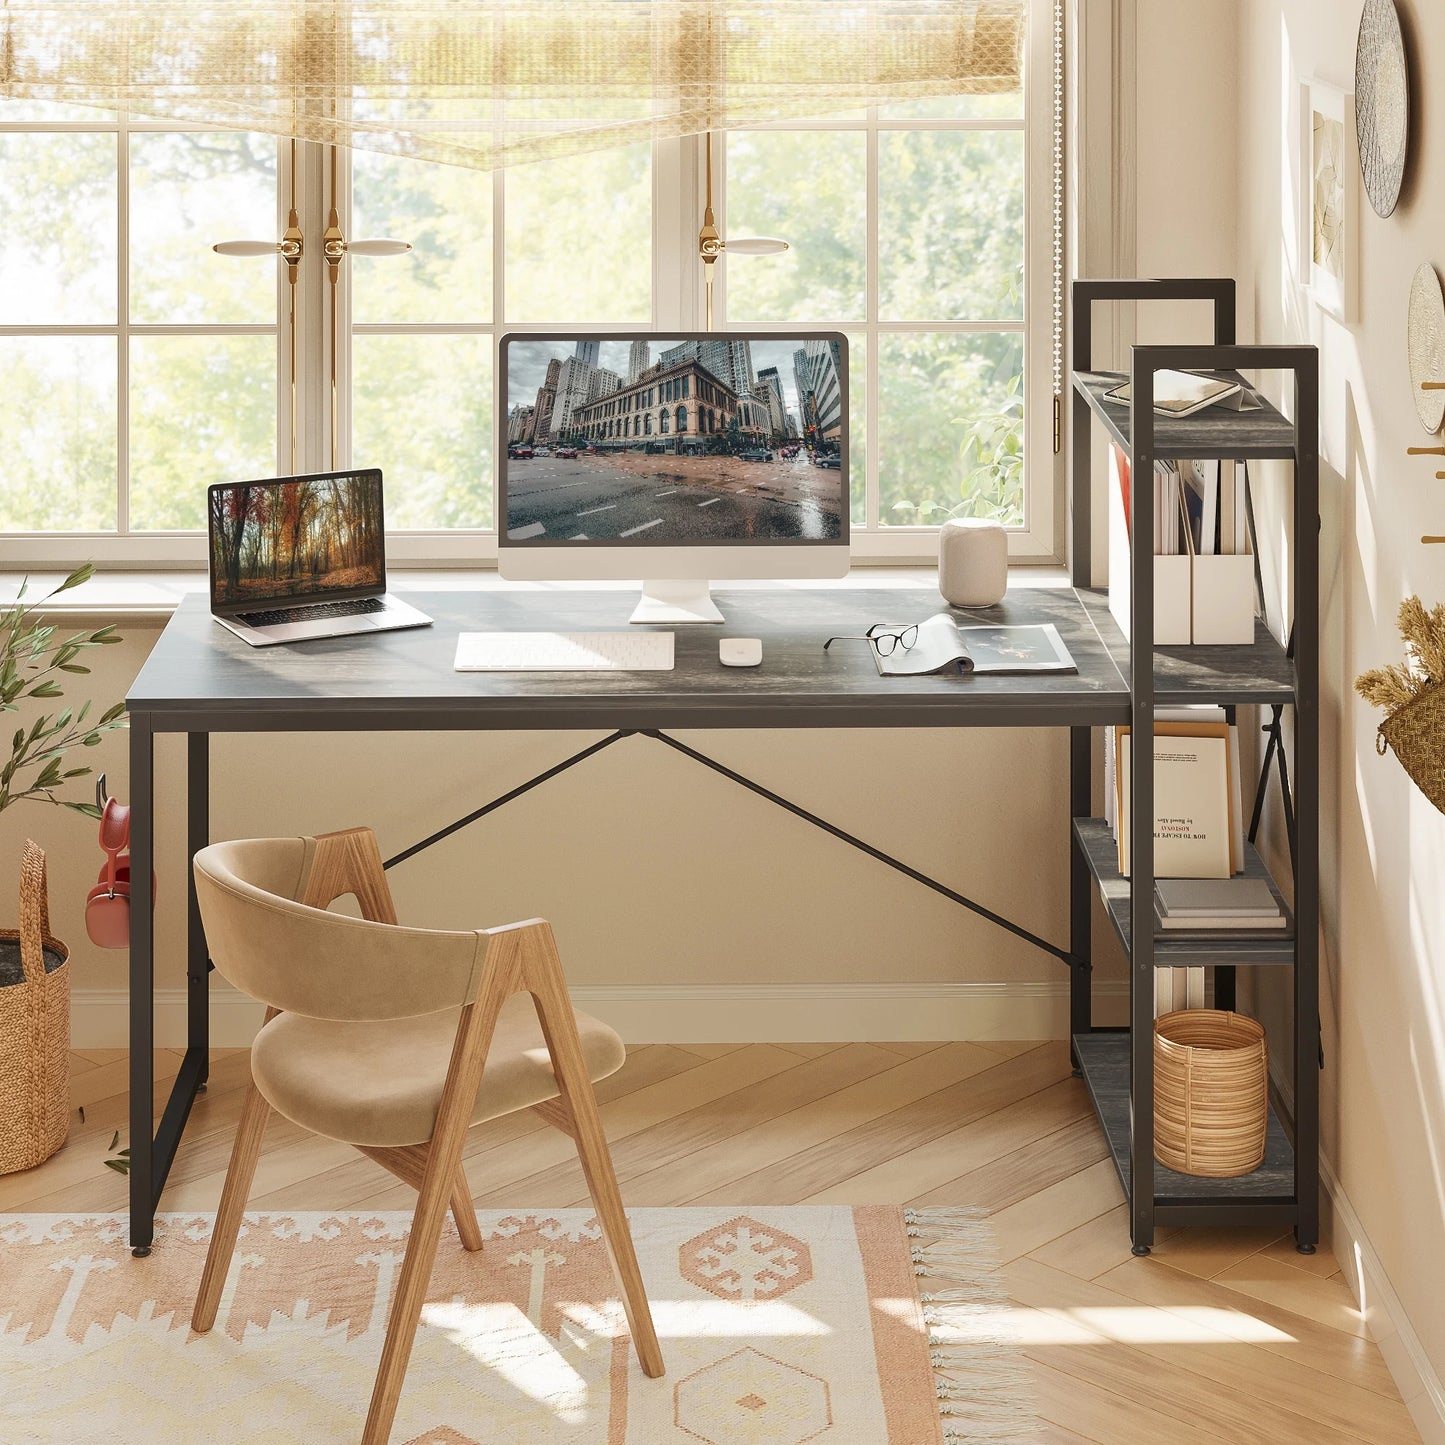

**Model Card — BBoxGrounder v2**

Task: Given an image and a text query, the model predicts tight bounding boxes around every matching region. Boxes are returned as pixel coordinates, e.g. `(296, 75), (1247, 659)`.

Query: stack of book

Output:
(1155, 877), (1287, 932)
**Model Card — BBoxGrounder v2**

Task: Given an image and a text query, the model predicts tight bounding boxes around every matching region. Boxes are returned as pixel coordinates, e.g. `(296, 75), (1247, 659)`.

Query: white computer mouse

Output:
(720, 637), (763, 667)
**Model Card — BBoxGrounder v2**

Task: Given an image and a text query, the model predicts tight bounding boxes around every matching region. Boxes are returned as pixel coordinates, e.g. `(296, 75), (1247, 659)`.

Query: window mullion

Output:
(865, 111), (880, 534)
(116, 118), (131, 537)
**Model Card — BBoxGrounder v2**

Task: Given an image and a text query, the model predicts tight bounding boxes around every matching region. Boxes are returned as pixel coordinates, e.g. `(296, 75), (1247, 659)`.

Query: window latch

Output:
(321, 207), (412, 285)
(212, 207), (306, 284)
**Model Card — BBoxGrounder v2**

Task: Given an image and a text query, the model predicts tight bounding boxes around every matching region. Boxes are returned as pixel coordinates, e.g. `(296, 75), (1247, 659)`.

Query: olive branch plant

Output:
(1, 565), (126, 818)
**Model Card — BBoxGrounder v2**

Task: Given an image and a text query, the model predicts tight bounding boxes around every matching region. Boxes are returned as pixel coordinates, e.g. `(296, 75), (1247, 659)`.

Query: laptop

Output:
(207, 469), (433, 646)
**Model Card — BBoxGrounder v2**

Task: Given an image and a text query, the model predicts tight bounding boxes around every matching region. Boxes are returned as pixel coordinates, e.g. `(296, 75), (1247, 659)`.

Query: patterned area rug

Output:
(0, 1206), (1033, 1444)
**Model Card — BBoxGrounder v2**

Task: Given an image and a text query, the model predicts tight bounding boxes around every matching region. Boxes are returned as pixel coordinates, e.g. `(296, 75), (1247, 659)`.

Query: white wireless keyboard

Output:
(454, 630), (675, 671)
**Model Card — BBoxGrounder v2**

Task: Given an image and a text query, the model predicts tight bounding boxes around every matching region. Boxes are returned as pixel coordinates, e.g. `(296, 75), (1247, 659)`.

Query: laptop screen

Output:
(208, 470), (386, 610)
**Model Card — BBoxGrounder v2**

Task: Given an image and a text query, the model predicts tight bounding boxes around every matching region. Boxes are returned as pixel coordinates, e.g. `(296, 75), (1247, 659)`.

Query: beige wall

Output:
(0, 605), (1128, 1043)
(1235, 0), (1445, 1403)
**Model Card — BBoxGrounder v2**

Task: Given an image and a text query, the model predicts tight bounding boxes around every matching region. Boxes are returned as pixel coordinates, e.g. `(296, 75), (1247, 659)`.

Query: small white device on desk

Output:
(454, 631), (674, 671)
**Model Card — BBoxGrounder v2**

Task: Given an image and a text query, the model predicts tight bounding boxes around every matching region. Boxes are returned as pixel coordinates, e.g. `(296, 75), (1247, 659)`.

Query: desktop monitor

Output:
(498, 332), (850, 622)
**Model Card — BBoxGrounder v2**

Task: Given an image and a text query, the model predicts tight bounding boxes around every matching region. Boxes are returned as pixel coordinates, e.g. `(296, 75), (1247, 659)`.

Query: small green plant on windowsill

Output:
(2, 564), (127, 816)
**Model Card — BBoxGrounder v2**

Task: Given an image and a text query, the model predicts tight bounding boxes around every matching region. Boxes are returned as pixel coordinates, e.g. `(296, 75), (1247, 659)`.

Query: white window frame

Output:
(3, 0), (1057, 569)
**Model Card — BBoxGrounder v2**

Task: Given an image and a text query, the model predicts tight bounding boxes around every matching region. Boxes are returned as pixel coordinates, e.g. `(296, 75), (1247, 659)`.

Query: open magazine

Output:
(870, 614), (1077, 677)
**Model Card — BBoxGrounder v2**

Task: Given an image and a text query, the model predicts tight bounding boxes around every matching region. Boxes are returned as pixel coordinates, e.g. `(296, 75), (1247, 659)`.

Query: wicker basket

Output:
(1154, 1009), (1267, 1178)
(1378, 682), (1445, 814)
(0, 842), (71, 1176)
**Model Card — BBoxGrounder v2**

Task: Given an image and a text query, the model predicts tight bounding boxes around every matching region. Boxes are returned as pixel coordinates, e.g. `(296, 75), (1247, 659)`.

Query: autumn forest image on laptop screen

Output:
(209, 473), (385, 606)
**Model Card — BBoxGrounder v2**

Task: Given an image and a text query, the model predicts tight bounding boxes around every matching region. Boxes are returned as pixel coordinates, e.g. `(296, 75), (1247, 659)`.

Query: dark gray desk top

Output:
(125, 587), (1297, 731)
(127, 587), (1143, 731)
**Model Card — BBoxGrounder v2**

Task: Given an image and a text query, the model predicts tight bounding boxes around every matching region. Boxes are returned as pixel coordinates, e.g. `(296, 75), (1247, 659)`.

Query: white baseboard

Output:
(69, 979), (1129, 1050)
(1322, 1155), (1445, 1443)
(1271, 1059), (1445, 1442)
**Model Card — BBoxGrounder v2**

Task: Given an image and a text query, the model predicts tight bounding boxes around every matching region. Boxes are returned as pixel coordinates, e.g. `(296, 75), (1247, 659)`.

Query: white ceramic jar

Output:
(937, 518), (1008, 607)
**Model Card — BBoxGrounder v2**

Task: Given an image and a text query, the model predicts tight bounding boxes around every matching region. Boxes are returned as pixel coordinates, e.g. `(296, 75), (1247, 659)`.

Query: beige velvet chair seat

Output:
(251, 994), (627, 1147)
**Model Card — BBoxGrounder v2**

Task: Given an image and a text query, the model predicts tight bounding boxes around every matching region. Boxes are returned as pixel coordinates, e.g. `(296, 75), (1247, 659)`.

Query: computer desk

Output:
(122, 582), (1291, 1254)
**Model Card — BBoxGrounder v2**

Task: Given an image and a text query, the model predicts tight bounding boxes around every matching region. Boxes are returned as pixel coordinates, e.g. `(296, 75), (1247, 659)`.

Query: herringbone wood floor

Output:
(2, 1040), (1421, 1443)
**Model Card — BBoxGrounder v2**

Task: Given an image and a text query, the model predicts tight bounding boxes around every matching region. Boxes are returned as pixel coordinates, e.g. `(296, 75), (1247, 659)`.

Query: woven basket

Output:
(1378, 682), (1445, 814)
(0, 842), (71, 1176)
(1154, 1009), (1267, 1178)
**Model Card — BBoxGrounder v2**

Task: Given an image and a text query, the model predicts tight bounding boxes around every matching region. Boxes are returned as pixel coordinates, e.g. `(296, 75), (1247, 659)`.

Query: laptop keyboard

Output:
(238, 596), (387, 627)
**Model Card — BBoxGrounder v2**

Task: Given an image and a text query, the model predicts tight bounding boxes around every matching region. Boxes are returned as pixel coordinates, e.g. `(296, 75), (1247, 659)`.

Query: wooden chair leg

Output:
(505, 919), (664, 1378)
(452, 1164), (483, 1252)
(192, 1081), (271, 1332)
(362, 991), (505, 1445)
(560, 1083), (666, 1378)
(357, 1143), (483, 1254)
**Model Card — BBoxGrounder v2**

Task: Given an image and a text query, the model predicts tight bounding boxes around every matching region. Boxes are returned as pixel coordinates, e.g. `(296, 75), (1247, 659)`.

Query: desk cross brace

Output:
(382, 727), (1074, 969)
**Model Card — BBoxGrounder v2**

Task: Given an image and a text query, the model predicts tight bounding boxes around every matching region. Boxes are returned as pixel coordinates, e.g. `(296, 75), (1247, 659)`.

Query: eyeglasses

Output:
(823, 622), (919, 656)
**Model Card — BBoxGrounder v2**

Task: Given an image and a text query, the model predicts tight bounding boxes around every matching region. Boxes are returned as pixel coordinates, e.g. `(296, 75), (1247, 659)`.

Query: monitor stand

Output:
(629, 580), (725, 624)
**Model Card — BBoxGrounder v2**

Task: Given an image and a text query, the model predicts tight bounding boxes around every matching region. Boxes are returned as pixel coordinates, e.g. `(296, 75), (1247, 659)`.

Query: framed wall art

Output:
(1299, 79), (1359, 323)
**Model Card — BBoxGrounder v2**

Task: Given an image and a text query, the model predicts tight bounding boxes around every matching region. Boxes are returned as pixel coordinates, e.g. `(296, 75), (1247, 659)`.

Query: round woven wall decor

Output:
(1408, 264), (1445, 433)
(1355, 0), (1409, 218)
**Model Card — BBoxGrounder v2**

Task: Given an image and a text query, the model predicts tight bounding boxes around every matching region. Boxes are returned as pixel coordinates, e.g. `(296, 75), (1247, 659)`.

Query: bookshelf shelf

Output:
(1073, 1033), (1298, 1218)
(1078, 589), (1297, 706)
(1073, 370), (1301, 459)
(1073, 818), (1295, 966)
(1068, 277), (1319, 1256)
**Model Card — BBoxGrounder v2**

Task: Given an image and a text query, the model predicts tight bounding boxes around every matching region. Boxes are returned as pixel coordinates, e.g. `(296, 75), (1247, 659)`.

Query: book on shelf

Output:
(1155, 876), (1286, 931)
(1155, 966), (1206, 1016)
(869, 615), (1077, 677)
(1103, 368), (1256, 417)
(1117, 722), (1235, 879)
(1106, 708), (1244, 875)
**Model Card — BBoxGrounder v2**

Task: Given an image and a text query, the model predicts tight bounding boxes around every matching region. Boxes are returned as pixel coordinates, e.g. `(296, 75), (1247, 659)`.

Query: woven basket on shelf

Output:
(0, 842), (71, 1176)
(1154, 1009), (1267, 1178)
(1377, 682), (1445, 814)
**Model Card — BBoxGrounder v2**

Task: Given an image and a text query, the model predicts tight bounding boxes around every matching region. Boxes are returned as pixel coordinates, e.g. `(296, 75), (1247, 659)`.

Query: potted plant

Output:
(2, 565), (126, 817)
(0, 564), (125, 1174)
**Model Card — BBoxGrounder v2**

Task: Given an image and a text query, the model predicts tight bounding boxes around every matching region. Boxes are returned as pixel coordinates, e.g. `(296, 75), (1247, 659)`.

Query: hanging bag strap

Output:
(19, 840), (50, 986)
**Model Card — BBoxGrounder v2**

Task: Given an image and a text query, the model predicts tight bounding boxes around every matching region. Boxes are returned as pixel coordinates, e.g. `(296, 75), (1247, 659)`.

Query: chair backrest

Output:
(193, 830), (486, 1021)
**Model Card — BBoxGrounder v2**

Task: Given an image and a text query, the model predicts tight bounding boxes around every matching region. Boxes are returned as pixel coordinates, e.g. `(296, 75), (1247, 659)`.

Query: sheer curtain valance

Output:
(1, 0), (1025, 168)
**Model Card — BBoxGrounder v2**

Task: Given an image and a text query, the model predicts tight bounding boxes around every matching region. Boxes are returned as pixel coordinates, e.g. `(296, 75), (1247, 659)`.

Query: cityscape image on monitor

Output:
(501, 334), (846, 544)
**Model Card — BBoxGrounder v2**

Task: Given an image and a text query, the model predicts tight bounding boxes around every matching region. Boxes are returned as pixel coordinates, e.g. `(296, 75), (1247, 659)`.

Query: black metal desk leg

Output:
(187, 734), (210, 1082)
(128, 719), (155, 1256)
(1069, 725), (1092, 1063)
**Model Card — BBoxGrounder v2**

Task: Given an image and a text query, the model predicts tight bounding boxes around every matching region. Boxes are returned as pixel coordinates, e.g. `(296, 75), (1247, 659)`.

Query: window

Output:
(717, 0), (1054, 558)
(2, 1), (1054, 565)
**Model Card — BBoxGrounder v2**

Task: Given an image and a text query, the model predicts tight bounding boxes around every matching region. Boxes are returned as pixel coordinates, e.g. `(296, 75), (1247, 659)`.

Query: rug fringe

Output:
(905, 1207), (1036, 1443)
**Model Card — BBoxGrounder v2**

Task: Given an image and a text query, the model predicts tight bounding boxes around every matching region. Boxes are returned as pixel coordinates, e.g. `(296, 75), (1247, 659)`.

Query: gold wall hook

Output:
(1408, 446), (1445, 456)
(1423, 381), (1445, 391)
(1422, 536), (1445, 544)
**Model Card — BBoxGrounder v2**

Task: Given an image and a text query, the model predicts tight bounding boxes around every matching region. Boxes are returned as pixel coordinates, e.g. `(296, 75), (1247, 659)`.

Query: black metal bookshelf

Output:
(1068, 278), (1319, 1253)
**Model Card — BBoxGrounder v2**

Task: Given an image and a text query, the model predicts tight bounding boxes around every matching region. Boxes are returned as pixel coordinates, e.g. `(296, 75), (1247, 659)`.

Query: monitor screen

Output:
(499, 333), (848, 547)
(208, 470), (386, 608)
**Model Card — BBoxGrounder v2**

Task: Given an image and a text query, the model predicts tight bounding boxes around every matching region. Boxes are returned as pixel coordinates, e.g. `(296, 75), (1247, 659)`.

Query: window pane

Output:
(725, 131), (866, 322)
(352, 336), (492, 529)
(879, 130), (1023, 321)
(0, 337), (116, 531)
(130, 132), (277, 324)
(503, 144), (650, 323)
(352, 151), (492, 324)
(0, 132), (117, 323)
(129, 336), (276, 530)
(877, 331), (1023, 527)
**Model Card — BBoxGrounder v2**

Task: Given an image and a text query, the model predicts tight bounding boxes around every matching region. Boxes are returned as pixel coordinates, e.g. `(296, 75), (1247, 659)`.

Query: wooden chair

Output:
(189, 826), (664, 1444)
